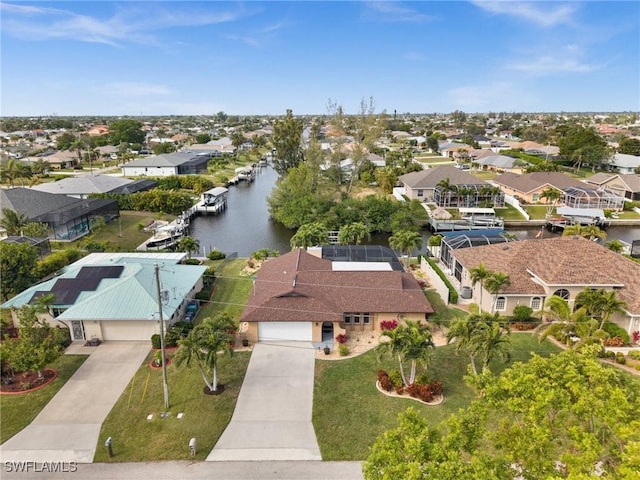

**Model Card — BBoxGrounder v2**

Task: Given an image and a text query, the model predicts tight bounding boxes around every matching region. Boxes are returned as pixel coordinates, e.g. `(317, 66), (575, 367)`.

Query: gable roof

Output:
(0, 187), (85, 220)
(451, 236), (640, 315)
(31, 174), (134, 196)
(476, 155), (526, 169)
(241, 249), (433, 323)
(398, 165), (487, 189)
(122, 152), (208, 168)
(494, 172), (585, 194)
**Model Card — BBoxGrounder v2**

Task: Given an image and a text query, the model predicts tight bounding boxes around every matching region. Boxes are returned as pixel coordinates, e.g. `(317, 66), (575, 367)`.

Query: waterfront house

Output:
(1, 253), (206, 342)
(585, 173), (640, 201)
(240, 248), (434, 344)
(494, 172), (586, 204)
(121, 152), (210, 177)
(448, 236), (640, 334)
(31, 174), (155, 199)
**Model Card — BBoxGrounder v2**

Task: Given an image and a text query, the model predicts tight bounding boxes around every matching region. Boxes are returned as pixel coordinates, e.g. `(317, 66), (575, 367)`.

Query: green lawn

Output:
(424, 289), (467, 328)
(494, 203), (527, 221)
(524, 205), (551, 220)
(313, 333), (561, 460)
(94, 349), (250, 462)
(0, 354), (88, 443)
(471, 171), (498, 181)
(197, 258), (254, 322)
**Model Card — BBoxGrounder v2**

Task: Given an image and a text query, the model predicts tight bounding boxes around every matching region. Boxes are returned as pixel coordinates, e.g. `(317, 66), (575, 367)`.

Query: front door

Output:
(71, 321), (85, 341)
(322, 322), (334, 342)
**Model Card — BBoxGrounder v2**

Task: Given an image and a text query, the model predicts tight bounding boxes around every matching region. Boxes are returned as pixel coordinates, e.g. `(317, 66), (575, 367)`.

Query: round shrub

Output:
(338, 344), (350, 357)
(207, 249), (226, 260)
(151, 334), (161, 349)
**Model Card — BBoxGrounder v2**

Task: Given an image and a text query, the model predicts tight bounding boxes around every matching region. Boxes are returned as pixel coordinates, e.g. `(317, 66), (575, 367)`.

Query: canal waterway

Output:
(189, 165), (640, 258)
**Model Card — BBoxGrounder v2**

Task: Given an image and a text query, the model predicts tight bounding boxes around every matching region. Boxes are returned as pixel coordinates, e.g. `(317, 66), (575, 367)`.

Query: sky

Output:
(1, 1), (639, 116)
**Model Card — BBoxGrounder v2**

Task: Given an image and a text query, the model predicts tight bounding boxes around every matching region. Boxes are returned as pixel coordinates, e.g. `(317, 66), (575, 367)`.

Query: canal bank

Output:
(188, 165), (640, 257)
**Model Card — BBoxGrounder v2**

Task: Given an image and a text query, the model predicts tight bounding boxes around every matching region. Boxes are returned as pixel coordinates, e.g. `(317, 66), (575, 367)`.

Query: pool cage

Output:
(562, 187), (625, 210)
(34, 198), (120, 241)
(433, 184), (505, 208)
(440, 230), (518, 276)
(320, 245), (404, 271)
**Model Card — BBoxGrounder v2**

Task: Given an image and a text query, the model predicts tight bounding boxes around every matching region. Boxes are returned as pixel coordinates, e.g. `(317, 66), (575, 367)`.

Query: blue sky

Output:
(1, 1), (638, 116)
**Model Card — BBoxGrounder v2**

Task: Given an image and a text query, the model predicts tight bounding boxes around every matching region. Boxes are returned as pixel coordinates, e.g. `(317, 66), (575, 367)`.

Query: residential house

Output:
(240, 248), (434, 343)
(439, 142), (473, 159)
(562, 186), (625, 210)
(609, 153), (640, 174)
(448, 236), (640, 333)
(31, 174), (156, 199)
(0, 187), (119, 241)
(1, 253), (206, 342)
(398, 165), (504, 207)
(585, 173), (640, 201)
(121, 152), (210, 177)
(475, 154), (529, 173)
(25, 150), (78, 169)
(494, 172), (586, 204)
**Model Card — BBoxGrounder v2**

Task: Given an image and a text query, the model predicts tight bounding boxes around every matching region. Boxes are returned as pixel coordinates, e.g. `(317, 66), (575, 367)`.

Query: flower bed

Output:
(375, 380), (444, 405)
(0, 369), (58, 395)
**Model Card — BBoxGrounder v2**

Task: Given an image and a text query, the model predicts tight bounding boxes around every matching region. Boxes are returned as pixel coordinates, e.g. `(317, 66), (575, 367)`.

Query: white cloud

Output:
(0, 2), (254, 46)
(101, 82), (172, 97)
(363, 1), (433, 22)
(507, 44), (604, 75)
(471, 1), (577, 27)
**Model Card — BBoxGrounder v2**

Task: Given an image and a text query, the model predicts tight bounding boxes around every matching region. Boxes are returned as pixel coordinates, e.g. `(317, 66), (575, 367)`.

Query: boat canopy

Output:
(556, 207), (605, 218)
(459, 207), (495, 215)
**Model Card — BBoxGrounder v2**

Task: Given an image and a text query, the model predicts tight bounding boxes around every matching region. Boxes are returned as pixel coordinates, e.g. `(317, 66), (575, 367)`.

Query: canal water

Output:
(189, 165), (640, 257)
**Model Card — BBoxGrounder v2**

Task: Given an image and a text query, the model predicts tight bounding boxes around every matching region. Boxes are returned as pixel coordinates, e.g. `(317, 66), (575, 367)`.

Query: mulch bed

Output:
(0, 369), (57, 395)
(203, 384), (224, 395)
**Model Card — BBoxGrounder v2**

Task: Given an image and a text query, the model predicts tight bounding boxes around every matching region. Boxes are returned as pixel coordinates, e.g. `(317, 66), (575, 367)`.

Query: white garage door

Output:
(100, 321), (155, 341)
(258, 322), (312, 342)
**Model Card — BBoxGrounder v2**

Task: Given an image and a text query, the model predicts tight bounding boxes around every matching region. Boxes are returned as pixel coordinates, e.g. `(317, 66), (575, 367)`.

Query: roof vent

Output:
(502, 245), (509, 250)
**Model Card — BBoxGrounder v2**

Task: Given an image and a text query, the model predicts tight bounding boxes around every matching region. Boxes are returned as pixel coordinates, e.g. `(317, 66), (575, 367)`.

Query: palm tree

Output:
(539, 187), (563, 216)
(538, 296), (598, 348)
(376, 320), (435, 386)
(1, 159), (22, 187)
(469, 262), (491, 313)
(173, 313), (236, 393)
(597, 290), (627, 330)
(484, 272), (511, 313)
(177, 236), (200, 259)
(605, 239), (624, 253)
(436, 178), (457, 207)
(230, 131), (245, 158)
(562, 224), (607, 241)
(446, 317), (484, 374)
(388, 230), (423, 269)
(337, 222), (371, 245)
(476, 318), (512, 372)
(1, 208), (29, 236)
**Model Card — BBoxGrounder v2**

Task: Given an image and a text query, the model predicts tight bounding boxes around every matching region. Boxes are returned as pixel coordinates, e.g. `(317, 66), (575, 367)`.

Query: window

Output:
(417, 189), (424, 197)
(353, 314), (361, 324)
(363, 313), (371, 325)
(343, 314), (351, 324)
(531, 297), (542, 310)
(496, 296), (506, 311)
(532, 193), (539, 202)
(344, 312), (371, 325)
(553, 289), (570, 300)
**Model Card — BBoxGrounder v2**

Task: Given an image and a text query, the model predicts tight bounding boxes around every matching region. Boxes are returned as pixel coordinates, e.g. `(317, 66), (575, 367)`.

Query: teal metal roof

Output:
(1, 256), (206, 322)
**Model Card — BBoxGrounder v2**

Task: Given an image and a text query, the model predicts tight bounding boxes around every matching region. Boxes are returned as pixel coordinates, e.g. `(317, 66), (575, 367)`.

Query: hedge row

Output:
(425, 257), (458, 304)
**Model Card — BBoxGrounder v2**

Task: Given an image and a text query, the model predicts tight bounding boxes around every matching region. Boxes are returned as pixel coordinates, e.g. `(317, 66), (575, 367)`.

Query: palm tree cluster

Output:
(468, 263), (511, 313)
(446, 312), (512, 375)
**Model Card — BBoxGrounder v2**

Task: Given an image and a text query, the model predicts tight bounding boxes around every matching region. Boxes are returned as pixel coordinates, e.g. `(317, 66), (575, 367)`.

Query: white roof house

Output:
(610, 153), (640, 174)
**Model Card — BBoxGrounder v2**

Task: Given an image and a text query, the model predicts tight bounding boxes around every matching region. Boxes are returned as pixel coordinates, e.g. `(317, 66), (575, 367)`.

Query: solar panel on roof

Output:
(77, 266), (123, 278)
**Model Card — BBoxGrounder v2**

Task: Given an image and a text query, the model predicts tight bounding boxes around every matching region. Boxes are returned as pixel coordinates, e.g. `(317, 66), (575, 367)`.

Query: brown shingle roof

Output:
(452, 236), (640, 314)
(241, 249), (434, 323)
(494, 172), (586, 194)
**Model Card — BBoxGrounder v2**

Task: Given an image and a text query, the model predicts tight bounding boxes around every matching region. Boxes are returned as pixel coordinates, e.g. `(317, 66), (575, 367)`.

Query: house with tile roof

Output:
(475, 154), (529, 173)
(240, 248), (434, 344)
(448, 236), (640, 333)
(1, 252), (206, 342)
(585, 173), (640, 201)
(494, 172), (587, 204)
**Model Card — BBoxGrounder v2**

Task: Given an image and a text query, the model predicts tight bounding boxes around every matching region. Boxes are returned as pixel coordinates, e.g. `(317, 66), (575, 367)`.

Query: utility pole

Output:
(154, 263), (170, 409)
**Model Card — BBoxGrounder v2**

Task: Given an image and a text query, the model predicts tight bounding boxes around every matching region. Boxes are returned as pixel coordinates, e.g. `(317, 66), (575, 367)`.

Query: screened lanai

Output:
(433, 184), (505, 208)
(562, 187), (625, 210)
(439, 229), (518, 272)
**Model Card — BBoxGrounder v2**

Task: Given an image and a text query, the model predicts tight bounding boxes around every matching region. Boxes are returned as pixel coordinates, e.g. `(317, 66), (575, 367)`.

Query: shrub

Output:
(605, 350), (616, 359)
(511, 322), (537, 331)
(183, 259), (200, 265)
(615, 352), (626, 365)
(429, 380), (444, 396)
(425, 257), (458, 303)
(207, 249), (226, 260)
(512, 305), (534, 323)
(335, 333), (347, 344)
(195, 288), (212, 301)
(407, 383), (433, 403)
(415, 373), (431, 386)
(203, 266), (216, 284)
(389, 370), (404, 389)
(338, 344), (350, 357)
(602, 336), (625, 347)
(246, 258), (255, 269)
(628, 350), (640, 360)
(151, 334), (161, 349)
(603, 322), (630, 345)
(378, 371), (393, 392)
(632, 330), (640, 344)
(377, 369), (388, 382)
(252, 248), (279, 261)
(380, 320), (398, 331)
(636, 364), (640, 372)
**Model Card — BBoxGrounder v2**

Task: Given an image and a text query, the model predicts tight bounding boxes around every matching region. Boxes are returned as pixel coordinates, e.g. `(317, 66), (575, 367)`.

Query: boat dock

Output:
(545, 207), (610, 232)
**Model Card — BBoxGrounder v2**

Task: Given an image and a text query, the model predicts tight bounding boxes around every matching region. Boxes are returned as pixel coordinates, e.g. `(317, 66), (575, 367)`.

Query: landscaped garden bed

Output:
(0, 369), (57, 394)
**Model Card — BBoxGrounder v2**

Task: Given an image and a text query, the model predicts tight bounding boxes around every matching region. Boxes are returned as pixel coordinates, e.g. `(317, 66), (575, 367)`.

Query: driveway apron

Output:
(207, 341), (322, 461)
(0, 342), (150, 464)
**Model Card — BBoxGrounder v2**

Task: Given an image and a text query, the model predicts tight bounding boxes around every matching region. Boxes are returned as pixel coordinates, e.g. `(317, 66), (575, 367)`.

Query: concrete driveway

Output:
(0, 342), (150, 463)
(207, 341), (321, 461)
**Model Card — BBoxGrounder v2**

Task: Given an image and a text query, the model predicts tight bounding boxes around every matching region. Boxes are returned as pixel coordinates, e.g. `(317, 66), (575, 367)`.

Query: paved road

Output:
(0, 460), (365, 479)
(207, 341), (322, 461)
(0, 342), (150, 463)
